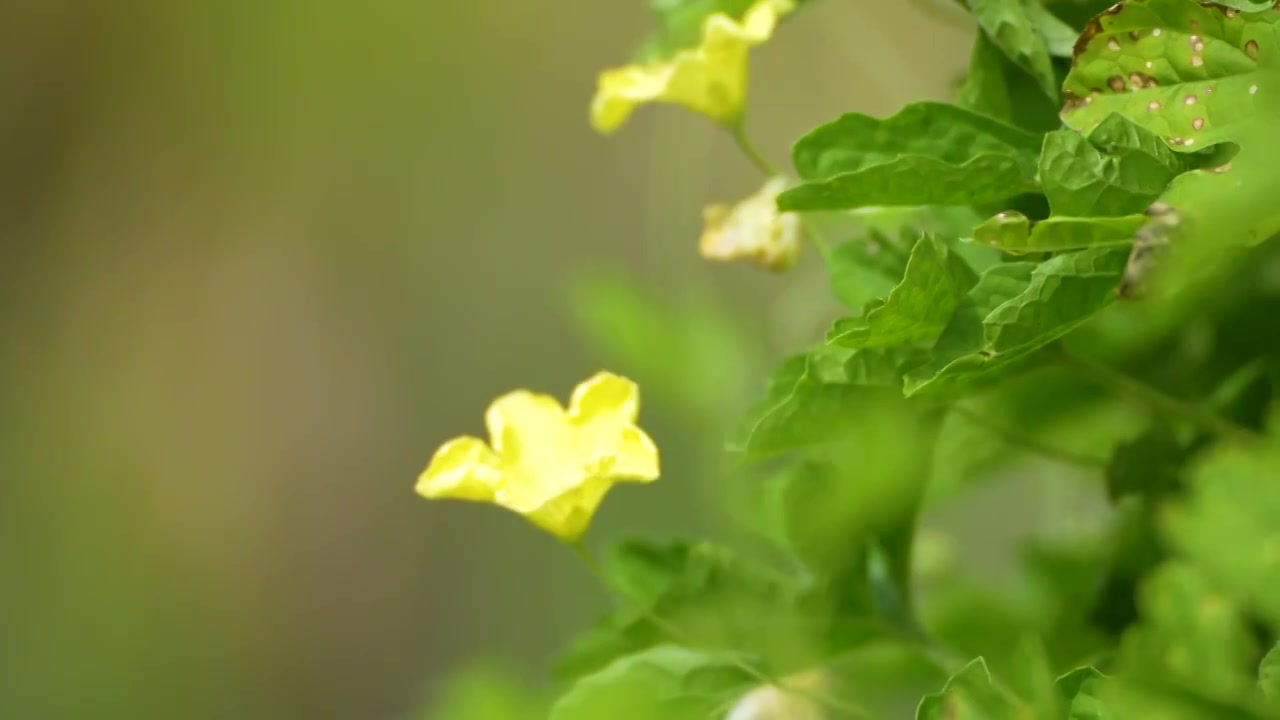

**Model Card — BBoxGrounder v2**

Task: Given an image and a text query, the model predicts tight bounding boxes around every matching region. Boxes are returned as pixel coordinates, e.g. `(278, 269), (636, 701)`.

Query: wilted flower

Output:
(416, 372), (659, 543)
(590, 0), (794, 133)
(699, 176), (801, 271)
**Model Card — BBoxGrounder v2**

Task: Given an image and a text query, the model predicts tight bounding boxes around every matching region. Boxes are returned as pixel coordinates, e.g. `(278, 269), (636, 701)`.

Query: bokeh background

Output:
(0, 2), (984, 718)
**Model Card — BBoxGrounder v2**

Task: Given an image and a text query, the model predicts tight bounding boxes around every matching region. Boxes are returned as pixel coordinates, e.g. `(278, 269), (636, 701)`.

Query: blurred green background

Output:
(0, 2), (976, 718)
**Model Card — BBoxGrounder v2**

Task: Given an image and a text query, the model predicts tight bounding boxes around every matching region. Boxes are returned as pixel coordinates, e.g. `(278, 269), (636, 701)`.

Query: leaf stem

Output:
(948, 404), (1109, 469)
(1055, 344), (1263, 445)
(569, 543), (874, 719)
(729, 122), (782, 178)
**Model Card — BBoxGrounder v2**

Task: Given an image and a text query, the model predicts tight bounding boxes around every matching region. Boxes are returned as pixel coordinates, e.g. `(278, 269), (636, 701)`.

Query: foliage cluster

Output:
(418, 1), (1280, 717)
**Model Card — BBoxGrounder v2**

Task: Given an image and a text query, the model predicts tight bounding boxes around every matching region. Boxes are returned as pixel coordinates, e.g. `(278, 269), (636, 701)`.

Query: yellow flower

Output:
(416, 372), (659, 543)
(590, 0), (794, 133)
(699, 176), (801, 271)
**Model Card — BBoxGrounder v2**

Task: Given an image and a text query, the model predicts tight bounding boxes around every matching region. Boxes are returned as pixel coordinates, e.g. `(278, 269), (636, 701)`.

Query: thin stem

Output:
(949, 404), (1109, 469)
(570, 543), (874, 719)
(729, 122), (782, 177)
(728, 122), (833, 264)
(1056, 344), (1263, 445)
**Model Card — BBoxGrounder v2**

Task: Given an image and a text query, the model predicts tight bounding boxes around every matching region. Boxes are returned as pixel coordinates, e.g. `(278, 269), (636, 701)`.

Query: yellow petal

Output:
(699, 176), (801, 271)
(589, 0), (793, 134)
(520, 476), (614, 543)
(568, 371), (640, 422)
(416, 436), (503, 502)
(569, 372), (660, 481)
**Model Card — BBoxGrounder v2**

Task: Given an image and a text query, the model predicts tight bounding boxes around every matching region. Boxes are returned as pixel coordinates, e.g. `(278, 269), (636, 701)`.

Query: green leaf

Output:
(828, 235), (979, 350)
(916, 658), (1022, 719)
(732, 350), (918, 457)
(1062, 0), (1277, 149)
(1260, 643), (1280, 700)
(1105, 424), (1188, 501)
(1119, 563), (1257, 699)
(1041, 114), (1200, 217)
(906, 246), (1128, 397)
(556, 541), (823, 679)
(549, 645), (752, 720)
(1030, 3), (1082, 58)
(1165, 438), (1280, 627)
(972, 211), (1145, 254)
(1055, 666), (1112, 720)
(826, 234), (910, 311)
(959, 32), (1062, 132)
(781, 102), (1041, 212)
(966, 0), (1060, 99)
(1061, 0), (1280, 287)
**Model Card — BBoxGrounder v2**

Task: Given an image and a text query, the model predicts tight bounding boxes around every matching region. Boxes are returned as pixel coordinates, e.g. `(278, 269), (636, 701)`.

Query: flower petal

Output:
(568, 371), (639, 422)
(517, 476), (615, 543)
(699, 176), (801, 271)
(569, 372), (659, 481)
(416, 436), (503, 502)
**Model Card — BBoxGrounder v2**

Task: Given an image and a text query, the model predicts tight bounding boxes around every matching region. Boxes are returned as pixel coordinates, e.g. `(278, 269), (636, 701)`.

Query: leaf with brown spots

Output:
(1062, 0), (1280, 291)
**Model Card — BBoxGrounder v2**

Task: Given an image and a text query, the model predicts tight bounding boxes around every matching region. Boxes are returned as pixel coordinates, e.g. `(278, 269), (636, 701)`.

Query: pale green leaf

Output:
(972, 211), (1144, 253)
(549, 645), (752, 720)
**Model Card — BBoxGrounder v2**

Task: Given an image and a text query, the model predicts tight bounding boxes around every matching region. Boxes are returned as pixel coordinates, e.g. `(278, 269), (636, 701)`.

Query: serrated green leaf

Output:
(549, 645), (752, 720)
(1165, 438), (1280, 627)
(967, 0), (1061, 99)
(1042, 113), (1199, 217)
(972, 211), (1145, 253)
(820, 642), (950, 719)
(906, 246), (1128, 397)
(781, 102), (1041, 212)
(1055, 666), (1112, 720)
(916, 657), (1022, 720)
(828, 235), (979, 350)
